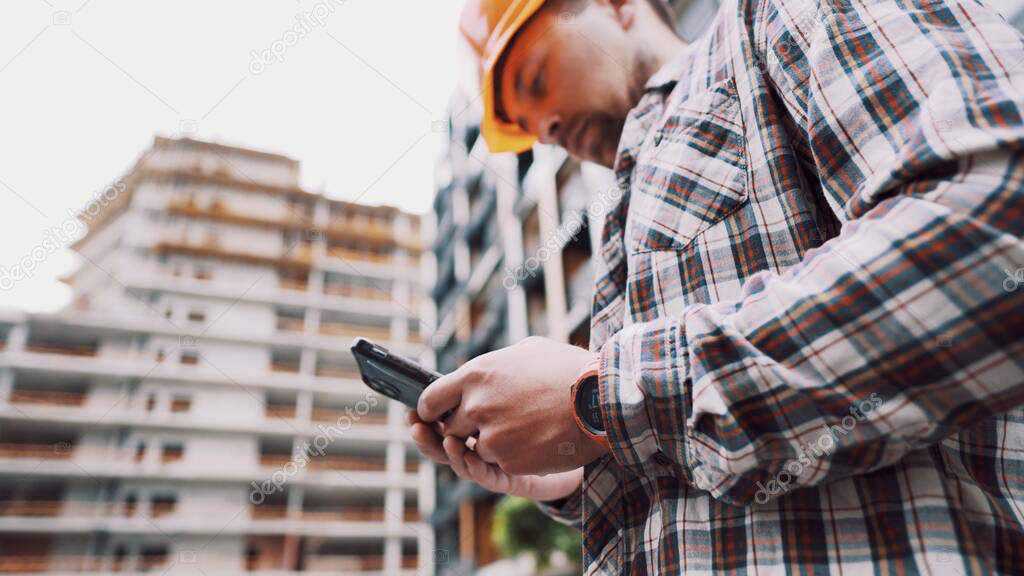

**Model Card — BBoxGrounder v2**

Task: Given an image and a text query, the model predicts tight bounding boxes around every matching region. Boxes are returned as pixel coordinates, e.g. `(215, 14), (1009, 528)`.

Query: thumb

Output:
(417, 370), (464, 422)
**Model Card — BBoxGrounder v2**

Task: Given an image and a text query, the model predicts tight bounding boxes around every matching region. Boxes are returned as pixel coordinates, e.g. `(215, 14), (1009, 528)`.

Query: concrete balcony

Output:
(259, 451), (418, 475)
(316, 322), (389, 340)
(0, 401), (403, 453)
(325, 218), (394, 242)
(166, 198), (314, 233)
(324, 245), (392, 265)
(23, 342), (98, 358)
(0, 500), (421, 534)
(0, 320), (426, 408)
(306, 456), (389, 473)
(121, 261), (416, 308)
(269, 362), (300, 374)
(302, 554), (418, 572)
(0, 440), (423, 489)
(153, 238), (312, 280)
(312, 365), (360, 379)
(0, 443), (74, 460)
(277, 278), (309, 292)
(309, 408), (388, 426)
(320, 458), (418, 474)
(0, 500), (159, 520)
(0, 500), (66, 517)
(0, 555), (418, 576)
(264, 405), (297, 420)
(0, 555), (129, 574)
(322, 284), (391, 302)
(274, 317), (305, 333)
(249, 505), (420, 523)
(9, 390), (88, 408)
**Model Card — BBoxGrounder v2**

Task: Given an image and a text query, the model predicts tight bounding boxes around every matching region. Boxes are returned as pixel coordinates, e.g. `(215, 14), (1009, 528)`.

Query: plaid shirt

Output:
(537, 0), (1024, 573)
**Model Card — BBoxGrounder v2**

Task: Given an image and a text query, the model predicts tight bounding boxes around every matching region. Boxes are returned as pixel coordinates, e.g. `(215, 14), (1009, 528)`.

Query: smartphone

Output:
(350, 337), (442, 409)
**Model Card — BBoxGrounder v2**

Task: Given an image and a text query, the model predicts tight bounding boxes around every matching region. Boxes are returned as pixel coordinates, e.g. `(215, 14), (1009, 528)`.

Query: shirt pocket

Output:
(627, 77), (749, 254)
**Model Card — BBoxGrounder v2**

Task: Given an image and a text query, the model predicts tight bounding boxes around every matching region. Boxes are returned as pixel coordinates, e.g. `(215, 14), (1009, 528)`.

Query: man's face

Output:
(498, 2), (645, 167)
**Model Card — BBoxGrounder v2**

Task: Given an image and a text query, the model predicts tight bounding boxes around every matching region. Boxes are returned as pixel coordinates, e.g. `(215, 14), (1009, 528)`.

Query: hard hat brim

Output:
(478, 0), (547, 154)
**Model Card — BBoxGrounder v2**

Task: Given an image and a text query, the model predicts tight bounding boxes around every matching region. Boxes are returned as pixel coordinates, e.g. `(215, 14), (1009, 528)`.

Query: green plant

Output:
(491, 496), (582, 569)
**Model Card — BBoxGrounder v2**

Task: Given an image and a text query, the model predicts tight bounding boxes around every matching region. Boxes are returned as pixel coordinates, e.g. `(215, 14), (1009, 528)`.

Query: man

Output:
(410, 0), (1024, 572)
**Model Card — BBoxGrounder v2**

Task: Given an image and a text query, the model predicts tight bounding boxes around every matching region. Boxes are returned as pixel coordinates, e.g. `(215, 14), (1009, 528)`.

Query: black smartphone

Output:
(350, 337), (442, 409)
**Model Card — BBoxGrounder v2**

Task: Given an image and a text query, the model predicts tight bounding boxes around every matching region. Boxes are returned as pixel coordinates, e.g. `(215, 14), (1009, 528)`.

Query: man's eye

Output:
(531, 68), (545, 98)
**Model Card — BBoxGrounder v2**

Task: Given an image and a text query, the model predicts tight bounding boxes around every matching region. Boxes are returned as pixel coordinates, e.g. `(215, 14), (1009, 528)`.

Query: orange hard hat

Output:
(460, 0), (548, 153)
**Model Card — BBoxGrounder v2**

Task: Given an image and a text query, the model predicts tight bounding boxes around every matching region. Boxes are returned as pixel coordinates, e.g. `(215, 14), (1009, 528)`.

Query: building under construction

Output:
(0, 136), (434, 575)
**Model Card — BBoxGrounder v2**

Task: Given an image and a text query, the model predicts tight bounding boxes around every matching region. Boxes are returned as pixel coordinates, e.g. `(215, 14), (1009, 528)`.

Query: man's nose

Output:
(537, 114), (562, 145)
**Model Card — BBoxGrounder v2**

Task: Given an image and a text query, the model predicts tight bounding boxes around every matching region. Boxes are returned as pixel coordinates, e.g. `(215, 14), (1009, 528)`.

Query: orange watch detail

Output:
(571, 354), (610, 449)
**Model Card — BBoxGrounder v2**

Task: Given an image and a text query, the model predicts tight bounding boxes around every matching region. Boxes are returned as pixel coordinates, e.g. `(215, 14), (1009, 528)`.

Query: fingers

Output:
(442, 435), (469, 477)
(473, 433), (499, 465)
(464, 450), (507, 491)
(441, 406), (478, 438)
(445, 435), (513, 494)
(407, 409), (444, 434)
(408, 411), (448, 465)
(418, 371), (465, 422)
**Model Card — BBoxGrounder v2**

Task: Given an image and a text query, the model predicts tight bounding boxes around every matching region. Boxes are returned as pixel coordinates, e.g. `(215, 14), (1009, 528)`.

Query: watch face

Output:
(575, 376), (604, 433)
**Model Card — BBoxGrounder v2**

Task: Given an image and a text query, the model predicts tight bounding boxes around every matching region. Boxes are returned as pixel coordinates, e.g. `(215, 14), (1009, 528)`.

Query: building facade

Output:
(426, 84), (615, 576)
(0, 137), (434, 575)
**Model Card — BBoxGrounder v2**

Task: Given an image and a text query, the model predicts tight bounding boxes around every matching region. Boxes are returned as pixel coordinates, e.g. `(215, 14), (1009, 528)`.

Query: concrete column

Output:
(299, 348), (316, 376)
(496, 156), (529, 342)
(290, 436), (306, 459)
(304, 307), (320, 335)
(385, 486), (403, 530)
(313, 196), (330, 229)
(286, 485), (303, 517)
(384, 537), (401, 576)
(308, 269), (324, 296)
(7, 323), (27, 351)
(0, 368), (13, 403)
(295, 390), (313, 422)
(534, 151), (568, 342)
(282, 534), (300, 571)
(387, 440), (404, 483)
(418, 523), (436, 576)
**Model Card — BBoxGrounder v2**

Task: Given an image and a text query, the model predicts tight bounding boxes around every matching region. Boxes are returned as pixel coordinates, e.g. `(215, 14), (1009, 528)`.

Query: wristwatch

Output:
(571, 354), (609, 449)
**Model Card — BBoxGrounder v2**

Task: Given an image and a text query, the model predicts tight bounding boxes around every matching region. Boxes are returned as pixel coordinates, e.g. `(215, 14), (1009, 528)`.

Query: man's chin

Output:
(556, 115), (624, 168)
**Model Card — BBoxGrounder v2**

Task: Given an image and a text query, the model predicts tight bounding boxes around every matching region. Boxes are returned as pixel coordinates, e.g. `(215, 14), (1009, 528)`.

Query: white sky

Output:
(4, 0), (1021, 315)
(0, 0), (467, 313)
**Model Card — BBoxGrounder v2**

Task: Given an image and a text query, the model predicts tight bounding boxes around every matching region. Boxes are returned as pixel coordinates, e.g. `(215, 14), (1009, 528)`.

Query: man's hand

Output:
(407, 410), (583, 502)
(416, 336), (608, 475)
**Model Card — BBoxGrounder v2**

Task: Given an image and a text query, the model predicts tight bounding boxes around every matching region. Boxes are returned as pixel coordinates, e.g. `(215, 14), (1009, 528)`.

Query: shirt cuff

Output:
(597, 320), (694, 481)
(534, 483), (583, 529)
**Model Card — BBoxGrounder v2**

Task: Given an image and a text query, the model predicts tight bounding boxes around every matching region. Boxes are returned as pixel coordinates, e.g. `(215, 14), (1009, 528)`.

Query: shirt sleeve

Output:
(598, 0), (1024, 505)
(534, 484), (584, 529)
